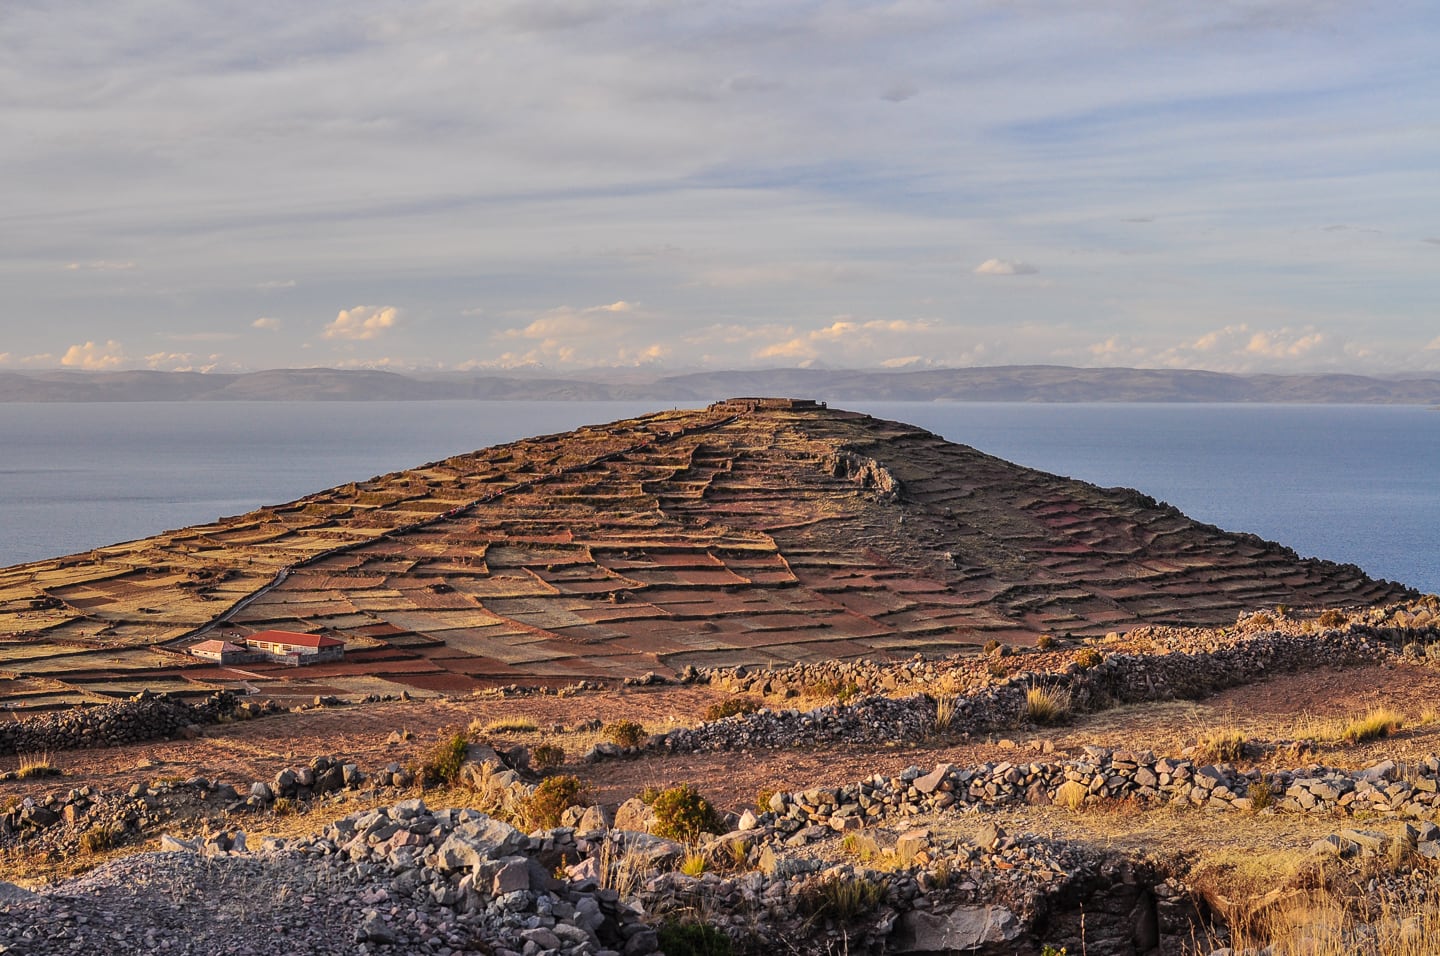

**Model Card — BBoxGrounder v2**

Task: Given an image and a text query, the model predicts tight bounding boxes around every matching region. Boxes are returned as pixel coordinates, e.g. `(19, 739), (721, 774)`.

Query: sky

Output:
(2, 1), (1438, 375)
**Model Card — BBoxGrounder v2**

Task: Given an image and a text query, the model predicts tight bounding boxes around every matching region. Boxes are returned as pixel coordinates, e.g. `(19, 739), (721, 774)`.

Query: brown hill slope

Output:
(0, 399), (1411, 701)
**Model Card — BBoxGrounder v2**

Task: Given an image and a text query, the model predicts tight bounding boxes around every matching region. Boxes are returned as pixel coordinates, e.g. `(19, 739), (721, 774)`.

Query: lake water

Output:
(0, 401), (1435, 594)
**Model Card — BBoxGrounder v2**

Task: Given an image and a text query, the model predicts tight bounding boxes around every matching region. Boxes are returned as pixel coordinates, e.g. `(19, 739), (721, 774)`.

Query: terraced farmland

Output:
(0, 399), (1410, 711)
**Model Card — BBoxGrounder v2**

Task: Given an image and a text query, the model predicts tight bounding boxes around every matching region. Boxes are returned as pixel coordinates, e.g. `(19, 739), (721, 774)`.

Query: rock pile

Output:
(0, 690), (238, 756)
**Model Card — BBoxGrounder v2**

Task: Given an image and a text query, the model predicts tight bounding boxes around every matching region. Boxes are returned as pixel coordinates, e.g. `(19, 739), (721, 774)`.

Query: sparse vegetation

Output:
(1073, 647), (1103, 669)
(272, 796), (296, 816)
(982, 639), (1002, 656)
(703, 697), (761, 722)
(603, 719), (646, 748)
(1035, 633), (1056, 650)
(650, 784), (723, 842)
(1317, 608), (1347, 628)
(1025, 682), (1072, 725)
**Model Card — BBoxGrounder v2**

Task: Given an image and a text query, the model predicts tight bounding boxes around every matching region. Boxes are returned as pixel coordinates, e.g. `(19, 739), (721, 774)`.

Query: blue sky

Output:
(3, 1), (1438, 373)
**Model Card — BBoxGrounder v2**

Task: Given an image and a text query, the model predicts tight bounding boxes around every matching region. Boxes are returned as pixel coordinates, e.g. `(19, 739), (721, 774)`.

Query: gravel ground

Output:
(0, 850), (489, 956)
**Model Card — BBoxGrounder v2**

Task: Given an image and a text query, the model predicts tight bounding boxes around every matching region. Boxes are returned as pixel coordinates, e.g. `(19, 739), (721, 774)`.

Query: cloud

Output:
(60, 340), (126, 370)
(1244, 328), (1325, 359)
(487, 301), (666, 367)
(880, 83), (918, 102)
(751, 318), (940, 363)
(1424, 239), (1440, 246)
(974, 258), (1038, 276)
(64, 260), (135, 272)
(257, 279), (297, 289)
(253, 317), (281, 330)
(1424, 336), (1440, 351)
(145, 351), (218, 371)
(322, 306), (397, 341)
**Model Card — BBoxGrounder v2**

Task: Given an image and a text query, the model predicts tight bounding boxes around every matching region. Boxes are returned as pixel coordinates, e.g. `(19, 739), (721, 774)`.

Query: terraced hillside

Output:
(0, 399), (1410, 706)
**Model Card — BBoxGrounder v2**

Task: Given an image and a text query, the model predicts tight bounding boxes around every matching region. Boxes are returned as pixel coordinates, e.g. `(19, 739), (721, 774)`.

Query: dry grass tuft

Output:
(1194, 727), (1247, 764)
(16, 752), (59, 779)
(1055, 780), (1089, 811)
(1025, 683), (1072, 726)
(931, 695), (960, 735)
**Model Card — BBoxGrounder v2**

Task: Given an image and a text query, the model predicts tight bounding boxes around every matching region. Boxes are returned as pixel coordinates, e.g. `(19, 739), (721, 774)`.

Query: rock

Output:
(891, 904), (1021, 951)
(357, 909), (397, 944)
(0, 881), (37, 903)
(613, 797), (653, 833)
(913, 764), (953, 795)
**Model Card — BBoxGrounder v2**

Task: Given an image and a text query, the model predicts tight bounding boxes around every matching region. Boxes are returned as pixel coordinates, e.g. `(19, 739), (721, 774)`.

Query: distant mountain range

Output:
(2, 365), (1439, 404)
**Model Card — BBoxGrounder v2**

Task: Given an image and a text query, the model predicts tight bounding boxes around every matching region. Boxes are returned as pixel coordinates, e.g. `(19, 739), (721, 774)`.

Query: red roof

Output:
(247, 630), (344, 649)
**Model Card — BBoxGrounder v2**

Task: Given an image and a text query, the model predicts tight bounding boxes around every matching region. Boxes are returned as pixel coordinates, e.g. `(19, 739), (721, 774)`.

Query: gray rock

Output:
(891, 904), (1020, 951)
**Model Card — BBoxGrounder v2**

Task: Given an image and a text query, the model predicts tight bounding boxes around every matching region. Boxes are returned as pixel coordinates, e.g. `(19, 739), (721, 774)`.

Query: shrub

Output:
(272, 797), (296, 817)
(415, 731), (469, 787)
(520, 775), (587, 830)
(656, 920), (733, 956)
(1035, 633), (1056, 650)
(531, 743), (566, 771)
(1317, 608), (1347, 629)
(651, 784), (723, 842)
(703, 697), (761, 722)
(754, 788), (778, 813)
(80, 825), (119, 854)
(1249, 612), (1276, 629)
(1025, 683), (1072, 725)
(1248, 778), (1274, 811)
(1194, 728), (1247, 764)
(982, 639), (1002, 656)
(604, 720), (646, 748)
(1425, 643), (1440, 664)
(1073, 647), (1102, 670)
(796, 872), (884, 923)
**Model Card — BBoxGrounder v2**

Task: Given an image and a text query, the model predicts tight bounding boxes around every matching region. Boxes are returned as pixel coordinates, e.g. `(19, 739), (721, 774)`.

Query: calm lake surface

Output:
(1, 401), (1435, 595)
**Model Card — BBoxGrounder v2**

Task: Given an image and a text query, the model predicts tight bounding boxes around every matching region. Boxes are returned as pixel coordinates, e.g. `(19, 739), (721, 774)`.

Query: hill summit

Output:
(0, 399), (1409, 698)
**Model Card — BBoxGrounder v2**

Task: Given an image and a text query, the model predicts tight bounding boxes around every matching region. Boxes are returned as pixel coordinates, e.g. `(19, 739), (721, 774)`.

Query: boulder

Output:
(891, 904), (1021, 952)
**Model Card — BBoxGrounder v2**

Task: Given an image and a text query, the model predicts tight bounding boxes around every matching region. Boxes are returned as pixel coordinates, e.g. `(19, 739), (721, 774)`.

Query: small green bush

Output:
(604, 720), (646, 748)
(415, 730), (470, 787)
(520, 775), (587, 830)
(531, 743), (566, 771)
(651, 784), (723, 841)
(656, 920), (733, 956)
(703, 697), (761, 722)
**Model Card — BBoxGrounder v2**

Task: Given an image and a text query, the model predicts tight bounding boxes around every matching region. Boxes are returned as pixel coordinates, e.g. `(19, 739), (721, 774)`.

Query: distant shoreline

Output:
(3, 365), (1440, 404)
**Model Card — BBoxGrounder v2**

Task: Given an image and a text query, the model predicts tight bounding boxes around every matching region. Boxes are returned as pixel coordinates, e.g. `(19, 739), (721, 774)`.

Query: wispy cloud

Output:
(975, 259), (1038, 276)
(252, 317), (281, 330)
